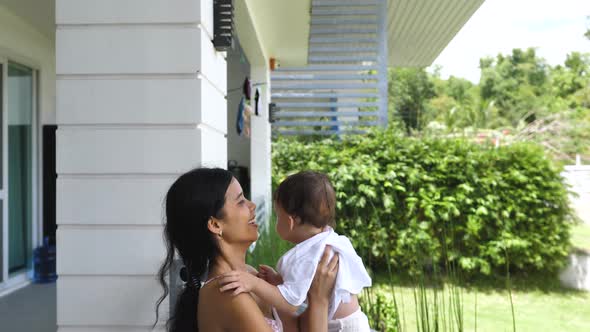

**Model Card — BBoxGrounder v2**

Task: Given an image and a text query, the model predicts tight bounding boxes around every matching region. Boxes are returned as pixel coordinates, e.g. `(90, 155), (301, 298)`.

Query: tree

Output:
(552, 53), (590, 96)
(550, 52), (590, 111)
(388, 68), (435, 131)
(479, 48), (549, 126)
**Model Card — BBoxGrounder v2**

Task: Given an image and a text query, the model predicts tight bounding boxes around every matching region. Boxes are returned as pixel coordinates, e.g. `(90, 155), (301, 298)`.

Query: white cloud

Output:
(430, 0), (590, 83)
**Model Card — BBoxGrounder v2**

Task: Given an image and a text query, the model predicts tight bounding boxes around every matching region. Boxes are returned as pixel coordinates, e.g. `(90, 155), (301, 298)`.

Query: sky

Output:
(430, 0), (590, 83)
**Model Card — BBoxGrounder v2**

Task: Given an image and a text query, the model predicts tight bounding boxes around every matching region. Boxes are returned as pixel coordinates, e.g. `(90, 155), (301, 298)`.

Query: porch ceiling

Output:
(0, 0), (55, 39)
(236, 0), (312, 68)
(240, 0), (485, 68)
(387, 0), (485, 67)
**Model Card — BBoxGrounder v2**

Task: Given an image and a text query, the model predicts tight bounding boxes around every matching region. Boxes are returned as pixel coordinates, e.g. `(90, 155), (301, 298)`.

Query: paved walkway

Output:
(0, 283), (56, 332)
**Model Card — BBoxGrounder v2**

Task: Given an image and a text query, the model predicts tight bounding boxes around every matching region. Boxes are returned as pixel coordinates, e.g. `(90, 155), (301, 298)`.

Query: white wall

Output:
(55, 0), (226, 331)
(563, 165), (590, 225)
(0, 5), (56, 125)
(559, 250), (590, 291)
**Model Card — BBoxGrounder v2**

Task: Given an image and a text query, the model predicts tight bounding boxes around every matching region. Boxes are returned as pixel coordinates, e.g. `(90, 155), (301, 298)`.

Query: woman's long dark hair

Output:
(154, 168), (233, 332)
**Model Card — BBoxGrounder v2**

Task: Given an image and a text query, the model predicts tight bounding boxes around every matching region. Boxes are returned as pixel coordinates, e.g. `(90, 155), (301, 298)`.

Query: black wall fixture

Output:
(213, 0), (234, 51)
(269, 103), (277, 123)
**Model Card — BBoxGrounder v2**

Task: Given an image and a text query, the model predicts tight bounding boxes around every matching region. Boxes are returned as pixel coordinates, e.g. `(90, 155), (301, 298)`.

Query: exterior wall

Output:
(560, 164), (590, 291)
(55, 0), (226, 331)
(563, 165), (590, 225)
(0, 5), (56, 125)
(559, 250), (590, 291)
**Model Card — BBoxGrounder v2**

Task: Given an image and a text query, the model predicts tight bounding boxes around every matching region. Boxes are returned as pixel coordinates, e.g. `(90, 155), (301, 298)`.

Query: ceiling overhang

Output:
(239, 0), (485, 68)
(236, 0), (311, 67)
(0, 0), (55, 40)
(387, 0), (486, 67)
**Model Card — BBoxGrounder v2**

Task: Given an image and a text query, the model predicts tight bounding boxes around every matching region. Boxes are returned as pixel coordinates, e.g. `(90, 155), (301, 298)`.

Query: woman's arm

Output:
(300, 245), (339, 332)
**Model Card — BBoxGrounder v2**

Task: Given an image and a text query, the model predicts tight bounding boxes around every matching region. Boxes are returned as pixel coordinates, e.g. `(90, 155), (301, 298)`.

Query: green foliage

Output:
(272, 130), (576, 278)
(550, 52), (590, 111)
(427, 75), (506, 131)
(388, 68), (436, 131)
(360, 288), (400, 332)
(479, 48), (549, 125)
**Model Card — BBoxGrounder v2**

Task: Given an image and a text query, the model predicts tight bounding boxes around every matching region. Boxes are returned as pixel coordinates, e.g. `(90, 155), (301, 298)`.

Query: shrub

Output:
(272, 129), (575, 277)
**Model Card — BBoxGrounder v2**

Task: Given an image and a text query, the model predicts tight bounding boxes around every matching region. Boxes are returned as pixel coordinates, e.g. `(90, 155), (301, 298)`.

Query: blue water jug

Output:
(33, 237), (57, 283)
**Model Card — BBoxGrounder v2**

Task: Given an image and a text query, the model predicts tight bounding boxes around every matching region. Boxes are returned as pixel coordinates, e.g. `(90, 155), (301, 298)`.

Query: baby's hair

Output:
(274, 171), (336, 228)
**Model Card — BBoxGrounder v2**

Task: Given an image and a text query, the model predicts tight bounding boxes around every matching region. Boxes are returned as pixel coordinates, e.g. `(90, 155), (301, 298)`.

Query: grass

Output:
(369, 280), (590, 332)
(571, 223), (590, 250)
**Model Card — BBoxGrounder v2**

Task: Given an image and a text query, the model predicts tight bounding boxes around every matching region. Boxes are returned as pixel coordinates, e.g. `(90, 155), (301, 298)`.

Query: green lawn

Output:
(371, 280), (590, 332)
(571, 223), (590, 250)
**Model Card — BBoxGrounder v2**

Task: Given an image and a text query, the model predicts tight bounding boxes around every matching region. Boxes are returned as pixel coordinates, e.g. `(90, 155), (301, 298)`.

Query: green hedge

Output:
(272, 130), (575, 277)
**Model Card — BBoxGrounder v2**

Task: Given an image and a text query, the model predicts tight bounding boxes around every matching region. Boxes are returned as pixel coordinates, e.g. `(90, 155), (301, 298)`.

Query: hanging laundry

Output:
(243, 103), (253, 138)
(243, 77), (251, 100)
(236, 96), (253, 138)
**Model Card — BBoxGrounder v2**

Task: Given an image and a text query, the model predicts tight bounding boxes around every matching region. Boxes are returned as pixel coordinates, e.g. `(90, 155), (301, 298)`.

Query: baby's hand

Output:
(257, 264), (283, 286)
(218, 270), (259, 296)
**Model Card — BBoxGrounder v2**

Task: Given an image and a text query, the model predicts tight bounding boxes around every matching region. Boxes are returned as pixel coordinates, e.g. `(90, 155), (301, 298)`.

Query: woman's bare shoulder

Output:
(199, 283), (272, 331)
(224, 293), (273, 331)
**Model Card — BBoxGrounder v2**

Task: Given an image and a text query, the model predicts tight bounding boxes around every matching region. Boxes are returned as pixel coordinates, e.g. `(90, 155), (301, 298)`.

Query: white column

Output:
(55, 0), (226, 330)
(250, 65), (272, 230)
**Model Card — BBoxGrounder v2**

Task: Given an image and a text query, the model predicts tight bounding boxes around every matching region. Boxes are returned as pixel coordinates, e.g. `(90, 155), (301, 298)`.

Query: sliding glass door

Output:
(7, 62), (34, 275)
(0, 59), (36, 285)
(0, 60), (5, 282)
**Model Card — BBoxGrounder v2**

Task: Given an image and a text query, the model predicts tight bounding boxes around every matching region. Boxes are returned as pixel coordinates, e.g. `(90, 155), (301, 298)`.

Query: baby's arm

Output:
(218, 270), (300, 316)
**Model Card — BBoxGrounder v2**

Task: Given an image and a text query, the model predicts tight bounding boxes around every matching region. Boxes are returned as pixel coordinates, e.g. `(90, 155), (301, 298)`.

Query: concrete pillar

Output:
(250, 65), (272, 230)
(55, 0), (226, 330)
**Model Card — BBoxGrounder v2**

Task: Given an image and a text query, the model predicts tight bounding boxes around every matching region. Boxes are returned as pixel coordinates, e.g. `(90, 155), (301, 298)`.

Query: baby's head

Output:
(273, 171), (336, 243)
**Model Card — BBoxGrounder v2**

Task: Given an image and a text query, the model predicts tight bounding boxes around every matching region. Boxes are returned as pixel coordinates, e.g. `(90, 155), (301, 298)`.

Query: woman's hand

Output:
(300, 245), (339, 332)
(308, 245), (339, 303)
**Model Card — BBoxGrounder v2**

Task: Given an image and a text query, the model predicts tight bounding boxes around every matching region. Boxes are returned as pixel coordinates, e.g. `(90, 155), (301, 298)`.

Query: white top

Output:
(276, 227), (372, 319)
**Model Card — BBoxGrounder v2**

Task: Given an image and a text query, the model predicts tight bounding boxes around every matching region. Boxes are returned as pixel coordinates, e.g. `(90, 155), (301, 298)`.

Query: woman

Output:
(154, 167), (339, 331)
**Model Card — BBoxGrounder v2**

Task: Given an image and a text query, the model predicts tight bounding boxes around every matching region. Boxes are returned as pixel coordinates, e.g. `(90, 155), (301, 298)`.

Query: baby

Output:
(220, 171), (372, 331)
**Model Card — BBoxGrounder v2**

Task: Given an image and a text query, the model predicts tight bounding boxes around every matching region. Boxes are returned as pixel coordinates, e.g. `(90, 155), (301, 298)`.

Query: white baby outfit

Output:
(276, 226), (372, 324)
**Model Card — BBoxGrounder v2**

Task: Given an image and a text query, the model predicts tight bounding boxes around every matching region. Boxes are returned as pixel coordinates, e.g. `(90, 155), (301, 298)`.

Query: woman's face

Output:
(218, 178), (258, 243)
